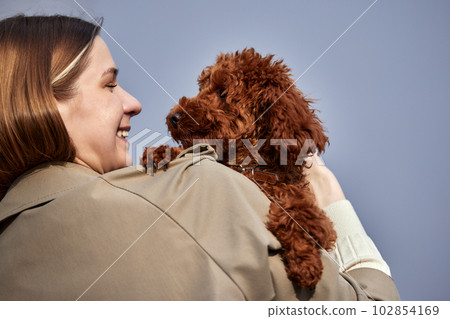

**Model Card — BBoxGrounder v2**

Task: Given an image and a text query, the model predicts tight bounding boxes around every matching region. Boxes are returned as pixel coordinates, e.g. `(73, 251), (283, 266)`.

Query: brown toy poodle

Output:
(143, 48), (337, 289)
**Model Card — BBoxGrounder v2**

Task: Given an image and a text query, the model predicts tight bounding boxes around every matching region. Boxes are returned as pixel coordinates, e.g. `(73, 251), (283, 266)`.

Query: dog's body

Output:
(143, 49), (336, 289)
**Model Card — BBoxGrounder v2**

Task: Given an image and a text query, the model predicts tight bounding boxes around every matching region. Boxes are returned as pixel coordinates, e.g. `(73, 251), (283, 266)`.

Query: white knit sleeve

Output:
(323, 200), (392, 277)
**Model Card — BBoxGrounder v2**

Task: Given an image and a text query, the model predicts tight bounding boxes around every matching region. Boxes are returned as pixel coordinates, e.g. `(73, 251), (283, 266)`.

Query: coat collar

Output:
(0, 162), (99, 223)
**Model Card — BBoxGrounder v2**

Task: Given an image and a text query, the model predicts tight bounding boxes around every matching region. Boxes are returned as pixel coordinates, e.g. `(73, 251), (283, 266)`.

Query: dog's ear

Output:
(197, 67), (211, 91)
(257, 83), (329, 165)
(197, 64), (237, 101)
(209, 68), (233, 99)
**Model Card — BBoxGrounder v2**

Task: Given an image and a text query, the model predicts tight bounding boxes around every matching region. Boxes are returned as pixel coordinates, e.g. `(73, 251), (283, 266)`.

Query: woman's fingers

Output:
(304, 154), (346, 209)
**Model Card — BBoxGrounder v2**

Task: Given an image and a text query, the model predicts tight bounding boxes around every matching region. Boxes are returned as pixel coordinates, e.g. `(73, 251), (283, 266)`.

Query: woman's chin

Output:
(118, 148), (133, 168)
(115, 139), (132, 167)
(112, 151), (131, 169)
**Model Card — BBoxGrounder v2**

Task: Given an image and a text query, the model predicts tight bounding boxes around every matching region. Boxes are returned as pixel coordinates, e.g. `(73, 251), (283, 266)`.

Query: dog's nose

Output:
(169, 112), (182, 129)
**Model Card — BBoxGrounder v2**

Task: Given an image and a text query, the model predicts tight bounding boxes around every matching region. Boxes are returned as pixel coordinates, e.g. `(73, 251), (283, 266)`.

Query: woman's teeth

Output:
(117, 130), (129, 138)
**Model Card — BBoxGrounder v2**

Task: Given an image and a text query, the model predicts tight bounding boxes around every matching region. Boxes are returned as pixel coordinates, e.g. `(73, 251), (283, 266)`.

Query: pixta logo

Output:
(127, 128), (174, 166)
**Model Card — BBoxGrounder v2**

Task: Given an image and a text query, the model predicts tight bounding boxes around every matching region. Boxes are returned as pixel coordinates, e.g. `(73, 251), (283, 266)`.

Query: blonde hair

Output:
(0, 15), (101, 200)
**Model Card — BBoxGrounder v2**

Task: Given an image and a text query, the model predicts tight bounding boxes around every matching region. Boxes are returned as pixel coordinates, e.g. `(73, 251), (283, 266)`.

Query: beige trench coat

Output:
(0, 145), (399, 300)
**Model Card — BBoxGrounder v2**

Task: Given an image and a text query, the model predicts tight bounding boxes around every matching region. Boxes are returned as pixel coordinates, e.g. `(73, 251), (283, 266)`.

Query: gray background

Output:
(2, 0), (449, 301)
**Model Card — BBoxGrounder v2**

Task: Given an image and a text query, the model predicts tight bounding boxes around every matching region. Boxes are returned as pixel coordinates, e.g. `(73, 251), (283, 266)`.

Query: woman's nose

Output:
(119, 86), (142, 117)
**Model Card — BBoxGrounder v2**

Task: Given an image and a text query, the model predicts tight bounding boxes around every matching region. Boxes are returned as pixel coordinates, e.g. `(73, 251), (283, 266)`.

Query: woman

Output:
(0, 15), (399, 300)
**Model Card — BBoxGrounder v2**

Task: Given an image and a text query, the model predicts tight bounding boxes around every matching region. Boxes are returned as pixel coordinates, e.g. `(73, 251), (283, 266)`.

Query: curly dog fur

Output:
(143, 48), (337, 289)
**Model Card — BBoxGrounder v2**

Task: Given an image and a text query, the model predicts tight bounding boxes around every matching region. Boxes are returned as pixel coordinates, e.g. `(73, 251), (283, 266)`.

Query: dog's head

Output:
(167, 48), (328, 168)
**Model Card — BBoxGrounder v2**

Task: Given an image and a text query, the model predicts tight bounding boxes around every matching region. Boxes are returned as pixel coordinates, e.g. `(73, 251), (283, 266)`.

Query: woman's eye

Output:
(106, 83), (118, 90)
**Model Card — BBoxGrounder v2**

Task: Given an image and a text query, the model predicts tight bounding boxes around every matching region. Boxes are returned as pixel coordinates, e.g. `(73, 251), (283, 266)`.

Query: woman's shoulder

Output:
(0, 158), (252, 300)
(0, 161), (99, 221)
(1, 144), (270, 218)
(0, 145), (274, 256)
(103, 144), (271, 221)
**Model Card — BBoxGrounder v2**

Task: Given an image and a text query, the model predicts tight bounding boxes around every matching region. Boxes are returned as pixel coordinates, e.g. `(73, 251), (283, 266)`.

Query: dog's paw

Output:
(141, 145), (184, 172)
(142, 145), (171, 171)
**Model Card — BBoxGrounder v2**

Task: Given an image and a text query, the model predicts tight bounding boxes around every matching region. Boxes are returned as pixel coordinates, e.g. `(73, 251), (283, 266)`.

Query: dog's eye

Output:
(217, 88), (227, 99)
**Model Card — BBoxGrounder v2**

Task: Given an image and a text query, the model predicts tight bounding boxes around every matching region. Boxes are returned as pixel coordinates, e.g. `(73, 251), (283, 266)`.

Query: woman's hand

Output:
(304, 154), (346, 209)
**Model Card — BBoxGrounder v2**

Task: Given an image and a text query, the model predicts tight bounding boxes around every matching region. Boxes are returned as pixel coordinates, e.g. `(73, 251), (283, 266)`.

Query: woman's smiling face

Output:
(57, 36), (142, 173)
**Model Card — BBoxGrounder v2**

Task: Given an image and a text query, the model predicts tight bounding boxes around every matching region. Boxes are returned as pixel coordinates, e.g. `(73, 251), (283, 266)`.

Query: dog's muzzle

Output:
(169, 112), (182, 129)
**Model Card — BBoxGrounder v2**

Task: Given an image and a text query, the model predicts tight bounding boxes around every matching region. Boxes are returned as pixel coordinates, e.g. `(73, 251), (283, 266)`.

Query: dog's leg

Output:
(266, 184), (337, 289)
